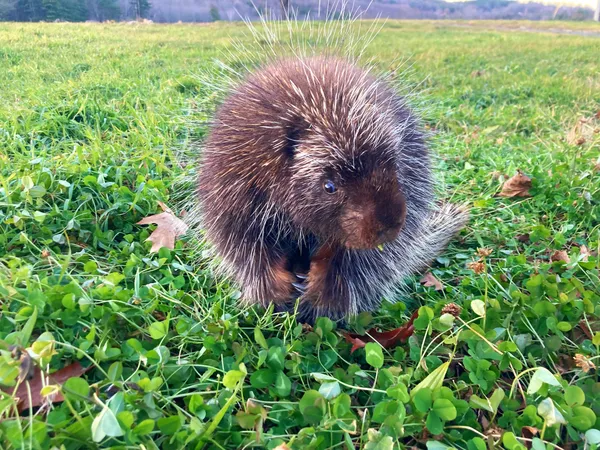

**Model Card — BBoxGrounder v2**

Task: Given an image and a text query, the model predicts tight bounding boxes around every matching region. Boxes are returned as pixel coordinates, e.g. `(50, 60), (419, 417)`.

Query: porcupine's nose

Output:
(376, 223), (402, 245)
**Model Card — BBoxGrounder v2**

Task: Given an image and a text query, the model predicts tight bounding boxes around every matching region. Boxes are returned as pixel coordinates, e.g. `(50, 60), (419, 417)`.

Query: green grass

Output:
(1, 20), (600, 450)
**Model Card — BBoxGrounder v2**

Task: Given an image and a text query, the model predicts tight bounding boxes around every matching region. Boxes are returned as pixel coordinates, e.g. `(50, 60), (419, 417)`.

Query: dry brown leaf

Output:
(574, 354), (596, 373)
(342, 310), (419, 354)
(522, 426), (539, 446)
(420, 272), (443, 291)
(516, 233), (530, 243)
(8, 361), (91, 412)
(550, 250), (570, 264)
(578, 319), (594, 341)
(499, 170), (532, 198)
(580, 245), (592, 262)
(137, 201), (189, 253)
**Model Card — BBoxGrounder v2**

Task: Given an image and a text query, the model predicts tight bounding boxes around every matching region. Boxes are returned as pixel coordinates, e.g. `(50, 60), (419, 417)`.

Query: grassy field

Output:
(1, 20), (600, 450)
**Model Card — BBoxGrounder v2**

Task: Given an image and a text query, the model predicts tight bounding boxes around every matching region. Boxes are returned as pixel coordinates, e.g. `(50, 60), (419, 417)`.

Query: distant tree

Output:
(88, 0), (120, 21)
(0, 0), (17, 20)
(11, 0), (46, 20)
(130, 0), (150, 19)
(209, 4), (220, 21)
(42, 0), (88, 21)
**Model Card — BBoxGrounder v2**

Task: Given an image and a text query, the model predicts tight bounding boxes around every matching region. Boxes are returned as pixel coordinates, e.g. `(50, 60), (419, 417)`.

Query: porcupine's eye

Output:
(323, 180), (337, 194)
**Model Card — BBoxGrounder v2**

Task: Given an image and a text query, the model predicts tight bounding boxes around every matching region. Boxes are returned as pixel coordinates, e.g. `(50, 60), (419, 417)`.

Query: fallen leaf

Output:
(574, 354), (596, 373)
(137, 201), (189, 253)
(550, 250), (570, 263)
(18, 352), (35, 383)
(516, 233), (530, 243)
(342, 311), (418, 354)
(595, 110), (600, 120)
(498, 170), (532, 198)
(521, 426), (539, 448)
(420, 272), (443, 291)
(578, 319), (594, 341)
(8, 361), (91, 412)
(579, 245), (592, 262)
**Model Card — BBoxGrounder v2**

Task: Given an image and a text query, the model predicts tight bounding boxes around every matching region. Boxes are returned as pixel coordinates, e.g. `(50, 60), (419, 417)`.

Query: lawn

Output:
(0, 20), (599, 450)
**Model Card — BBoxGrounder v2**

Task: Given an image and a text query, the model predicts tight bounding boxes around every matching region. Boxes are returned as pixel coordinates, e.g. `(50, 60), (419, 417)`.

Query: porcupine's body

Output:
(197, 56), (467, 322)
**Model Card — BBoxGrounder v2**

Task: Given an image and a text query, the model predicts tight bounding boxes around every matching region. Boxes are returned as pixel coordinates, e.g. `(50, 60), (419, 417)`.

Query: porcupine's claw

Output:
(292, 282), (307, 292)
(292, 273), (308, 293)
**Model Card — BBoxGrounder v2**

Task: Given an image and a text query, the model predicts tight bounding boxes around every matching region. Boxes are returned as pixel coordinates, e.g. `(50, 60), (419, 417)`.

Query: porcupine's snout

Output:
(340, 177), (407, 249)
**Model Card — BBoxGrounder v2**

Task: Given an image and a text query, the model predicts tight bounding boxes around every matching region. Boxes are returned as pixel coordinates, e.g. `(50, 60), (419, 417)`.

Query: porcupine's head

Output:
(199, 56), (433, 250)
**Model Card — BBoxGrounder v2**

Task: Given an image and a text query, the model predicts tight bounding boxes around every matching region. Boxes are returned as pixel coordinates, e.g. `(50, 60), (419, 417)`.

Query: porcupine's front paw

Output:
(295, 251), (349, 322)
(245, 257), (296, 306)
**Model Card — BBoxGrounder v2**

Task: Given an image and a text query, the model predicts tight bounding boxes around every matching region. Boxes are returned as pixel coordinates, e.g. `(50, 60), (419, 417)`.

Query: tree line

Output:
(0, 0), (151, 22)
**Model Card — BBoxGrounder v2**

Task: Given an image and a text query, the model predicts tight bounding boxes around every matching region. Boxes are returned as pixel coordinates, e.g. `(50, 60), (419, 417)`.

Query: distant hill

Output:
(144, 0), (594, 23)
(0, 0), (594, 23)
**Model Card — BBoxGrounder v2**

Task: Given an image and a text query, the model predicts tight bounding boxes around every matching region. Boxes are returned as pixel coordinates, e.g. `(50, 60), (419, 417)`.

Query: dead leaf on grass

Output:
(579, 245), (592, 262)
(7, 361), (91, 412)
(574, 354), (596, 373)
(342, 310), (419, 354)
(420, 272), (443, 291)
(550, 250), (570, 264)
(137, 201), (189, 252)
(498, 170), (532, 198)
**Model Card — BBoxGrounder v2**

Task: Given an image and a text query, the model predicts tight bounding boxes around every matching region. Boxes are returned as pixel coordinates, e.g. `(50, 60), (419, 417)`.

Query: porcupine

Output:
(193, 50), (469, 324)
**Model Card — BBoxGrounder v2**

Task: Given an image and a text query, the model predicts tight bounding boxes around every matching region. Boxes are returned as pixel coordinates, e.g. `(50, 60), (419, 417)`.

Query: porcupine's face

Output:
(286, 134), (407, 250)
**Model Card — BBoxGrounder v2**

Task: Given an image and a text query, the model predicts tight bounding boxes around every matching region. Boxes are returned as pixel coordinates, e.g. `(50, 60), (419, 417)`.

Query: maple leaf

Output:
(8, 361), (91, 412)
(342, 311), (419, 354)
(420, 272), (443, 291)
(498, 170), (532, 198)
(137, 201), (189, 253)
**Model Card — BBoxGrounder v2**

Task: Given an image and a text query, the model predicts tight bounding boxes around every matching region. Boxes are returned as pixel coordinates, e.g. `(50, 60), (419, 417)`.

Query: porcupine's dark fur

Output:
(197, 56), (468, 323)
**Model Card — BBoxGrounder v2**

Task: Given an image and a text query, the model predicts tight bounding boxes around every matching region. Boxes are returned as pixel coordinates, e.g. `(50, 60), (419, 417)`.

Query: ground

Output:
(0, 20), (599, 450)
